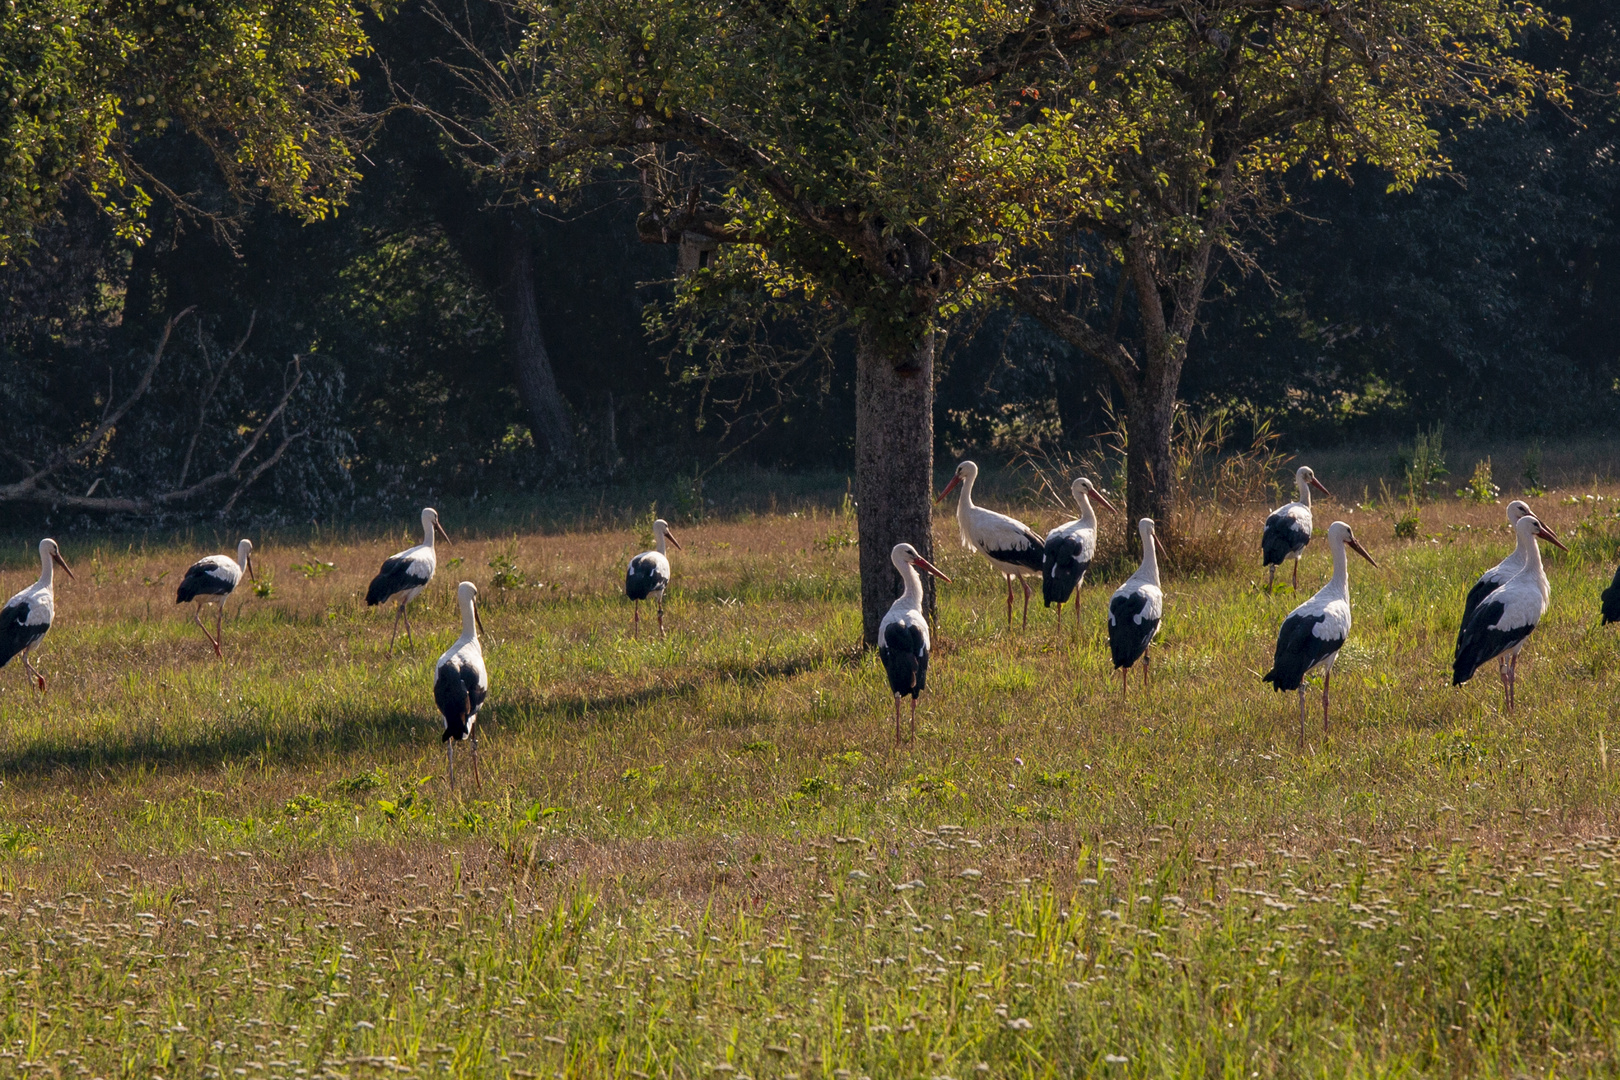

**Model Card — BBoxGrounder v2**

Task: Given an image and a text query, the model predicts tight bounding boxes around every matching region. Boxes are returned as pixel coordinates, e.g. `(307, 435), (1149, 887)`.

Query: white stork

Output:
(1456, 500), (1534, 647)
(1107, 518), (1168, 699)
(877, 542), (951, 745)
(1262, 520), (1377, 744)
(434, 581), (488, 790)
(175, 538), (256, 657)
(1042, 477), (1117, 627)
(936, 460), (1045, 628)
(1453, 513), (1566, 713)
(1262, 466), (1332, 592)
(626, 518), (682, 635)
(0, 539), (74, 691)
(366, 507), (450, 655)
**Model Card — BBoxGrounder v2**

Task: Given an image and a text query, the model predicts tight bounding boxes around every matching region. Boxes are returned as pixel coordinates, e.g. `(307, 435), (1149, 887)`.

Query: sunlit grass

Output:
(0, 490), (1618, 1074)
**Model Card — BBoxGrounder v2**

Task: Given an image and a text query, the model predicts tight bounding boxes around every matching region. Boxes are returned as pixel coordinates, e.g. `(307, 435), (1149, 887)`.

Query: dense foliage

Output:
(0, 0), (1615, 527)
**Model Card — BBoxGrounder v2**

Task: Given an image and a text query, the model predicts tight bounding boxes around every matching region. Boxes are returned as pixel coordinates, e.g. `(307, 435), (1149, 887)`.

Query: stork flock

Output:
(0, 462), (1608, 770)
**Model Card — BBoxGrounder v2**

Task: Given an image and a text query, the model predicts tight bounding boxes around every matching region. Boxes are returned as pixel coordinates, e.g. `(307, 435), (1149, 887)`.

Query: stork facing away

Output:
(0, 539), (74, 691)
(1453, 514), (1566, 713)
(626, 518), (682, 635)
(1262, 466), (1332, 592)
(1457, 500), (1534, 648)
(1263, 521), (1377, 745)
(877, 542), (950, 745)
(176, 538), (256, 657)
(366, 507), (450, 655)
(1042, 477), (1116, 628)
(434, 581), (488, 790)
(937, 460), (1044, 628)
(1108, 518), (1167, 699)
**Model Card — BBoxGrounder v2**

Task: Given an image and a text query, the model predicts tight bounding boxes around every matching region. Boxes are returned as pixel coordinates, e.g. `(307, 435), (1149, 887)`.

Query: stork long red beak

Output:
(1153, 534), (1170, 563)
(1348, 536), (1378, 567)
(935, 475), (963, 503)
(475, 606), (486, 637)
(664, 529), (683, 551)
(52, 551), (74, 581)
(434, 520), (452, 545)
(911, 555), (951, 583)
(1536, 524), (1568, 552)
(1092, 488), (1120, 514)
(1310, 476), (1332, 498)
(246, 554), (257, 582)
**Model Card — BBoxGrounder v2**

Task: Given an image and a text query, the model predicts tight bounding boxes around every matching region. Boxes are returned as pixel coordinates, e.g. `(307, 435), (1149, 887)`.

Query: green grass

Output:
(2, 490), (1620, 1076)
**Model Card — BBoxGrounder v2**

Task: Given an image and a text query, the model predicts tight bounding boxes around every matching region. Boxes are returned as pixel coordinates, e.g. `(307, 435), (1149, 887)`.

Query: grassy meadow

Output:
(2, 470), (1620, 1077)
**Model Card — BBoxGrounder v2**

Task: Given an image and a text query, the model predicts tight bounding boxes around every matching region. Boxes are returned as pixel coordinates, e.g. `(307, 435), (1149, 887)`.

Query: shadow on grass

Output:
(0, 650), (837, 779)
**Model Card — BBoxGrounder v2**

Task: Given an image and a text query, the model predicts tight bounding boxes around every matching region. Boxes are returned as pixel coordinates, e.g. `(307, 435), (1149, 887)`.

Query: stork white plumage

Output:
(936, 460), (1045, 628)
(1262, 466), (1332, 592)
(175, 538), (256, 657)
(1107, 518), (1168, 699)
(434, 581), (488, 790)
(0, 539), (74, 691)
(1453, 514), (1566, 713)
(366, 507), (450, 655)
(1042, 477), (1117, 627)
(876, 542), (951, 745)
(1262, 520), (1377, 744)
(626, 519), (682, 635)
(1456, 500), (1534, 647)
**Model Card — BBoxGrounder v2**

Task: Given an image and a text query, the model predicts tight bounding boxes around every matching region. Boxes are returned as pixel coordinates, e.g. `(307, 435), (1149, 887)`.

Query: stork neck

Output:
(1327, 537), (1350, 598)
(1297, 477), (1312, 509)
(237, 546), (251, 572)
(957, 470), (978, 516)
(897, 561), (924, 609)
(423, 519), (436, 549)
(460, 597), (479, 642)
(1076, 493), (1096, 532)
(655, 531), (667, 556)
(1521, 531), (1546, 581)
(1134, 535), (1160, 588)
(36, 549), (53, 590)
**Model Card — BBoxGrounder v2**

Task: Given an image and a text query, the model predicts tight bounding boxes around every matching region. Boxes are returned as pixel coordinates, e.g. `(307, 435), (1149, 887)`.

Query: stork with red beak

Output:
(627, 518), (683, 635)
(877, 543), (950, 745)
(937, 461), (1044, 628)
(0, 539), (74, 691)
(1042, 477), (1117, 627)
(1453, 513), (1567, 713)
(1262, 466), (1333, 592)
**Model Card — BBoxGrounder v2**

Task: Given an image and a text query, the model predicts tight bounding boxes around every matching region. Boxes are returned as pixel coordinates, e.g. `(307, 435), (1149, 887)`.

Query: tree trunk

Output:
(499, 231), (576, 461)
(854, 324), (936, 646)
(1124, 382), (1176, 538)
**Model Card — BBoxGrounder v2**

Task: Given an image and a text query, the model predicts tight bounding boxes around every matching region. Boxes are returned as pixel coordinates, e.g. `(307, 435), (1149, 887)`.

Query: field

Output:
(2, 468), (1620, 1078)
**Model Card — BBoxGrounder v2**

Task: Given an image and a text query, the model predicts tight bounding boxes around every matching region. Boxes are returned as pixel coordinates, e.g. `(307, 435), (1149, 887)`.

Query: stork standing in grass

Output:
(626, 518), (682, 635)
(366, 507), (450, 655)
(1262, 521), (1377, 745)
(1042, 477), (1116, 628)
(1262, 466), (1332, 592)
(1453, 513), (1566, 713)
(1457, 500), (1534, 648)
(877, 542), (951, 745)
(1108, 518), (1168, 699)
(434, 581), (487, 790)
(175, 539), (256, 657)
(936, 460), (1045, 629)
(0, 539), (73, 691)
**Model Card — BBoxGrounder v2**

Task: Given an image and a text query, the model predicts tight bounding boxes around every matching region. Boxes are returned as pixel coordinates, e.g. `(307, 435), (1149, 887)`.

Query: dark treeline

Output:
(2, 0), (1615, 528)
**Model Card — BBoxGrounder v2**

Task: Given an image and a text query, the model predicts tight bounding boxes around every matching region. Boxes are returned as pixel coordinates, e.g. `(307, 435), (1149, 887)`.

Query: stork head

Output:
(936, 460), (977, 503)
(1296, 466), (1331, 499)
(890, 542), (950, 582)
(458, 580), (486, 636)
(1071, 477), (1118, 514)
(654, 518), (682, 551)
(423, 507), (450, 546)
(1327, 521), (1377, 567)
(237, 538), (256, 580)
(39, 538), (73, 582)
(1516, 513), (1567, 553)
(1506, 499), (1532, 525)
(1138, 518), (1169, 563)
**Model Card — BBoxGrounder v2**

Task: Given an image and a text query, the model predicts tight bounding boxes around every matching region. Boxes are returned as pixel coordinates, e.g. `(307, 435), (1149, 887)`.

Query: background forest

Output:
(2, 0), (1617, 527)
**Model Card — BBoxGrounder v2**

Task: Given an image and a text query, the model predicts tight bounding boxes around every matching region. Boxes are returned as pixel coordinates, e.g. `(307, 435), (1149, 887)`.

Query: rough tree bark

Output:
(498, 230), (576, 462)
(854, 325), (937, 646)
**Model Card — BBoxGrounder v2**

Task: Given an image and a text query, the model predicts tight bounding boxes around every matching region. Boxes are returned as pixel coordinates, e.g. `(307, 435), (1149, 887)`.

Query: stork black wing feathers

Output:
(1261, 513), (1309, 568)
(625, 554), (668, 600)
(367, 555), (429, 606)
(176, 562), (233, 603)
(1041, 533), (1090, 606)
(1458, 574), (1504, 643)
(878, 622), (929, 699)
(1263, 613), (1340, 691)
(1107, 591), (1158, 670)
(434, 661), (485, 741)
(1453, 599), (1534, 685)
(0, 600), (43, 668)
(1602, 565), (1620, 626)
(985, 530), (1045, 573)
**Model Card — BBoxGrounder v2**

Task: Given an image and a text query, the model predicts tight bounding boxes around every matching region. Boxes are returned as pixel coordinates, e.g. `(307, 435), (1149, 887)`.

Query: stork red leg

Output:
(23, 648), (44, 692)
(387, 603), (405, 656)
(633, 600), (640, 634)
(214, 605), (225, 658)
(471, 729), (483, 792)
(193, 607), (221, 657)
(1005, 576), (1014, 628)
(1292, 559), (1300, 592)
(402, 603), (416, 649)
(1322, 669), (1331, 733)
(893, 694), (903, 746)
(1266, 565), (1276, 593)
(657, 594), (666, 637)
(1298, 686), (1307, 748)
(910, 696), (918, 743)
(1020, 576), (1031, 628)
(1143, 650), (1150, 691)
